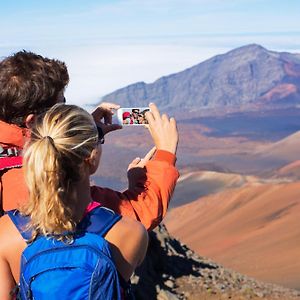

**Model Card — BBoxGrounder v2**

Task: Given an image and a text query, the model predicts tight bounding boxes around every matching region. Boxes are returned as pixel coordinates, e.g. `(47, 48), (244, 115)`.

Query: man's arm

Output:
(91, 103), (179, 230)
(91, 149), (179, 231)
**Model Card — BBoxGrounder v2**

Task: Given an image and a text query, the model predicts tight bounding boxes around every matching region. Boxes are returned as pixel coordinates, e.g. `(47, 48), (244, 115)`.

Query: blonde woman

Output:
(0, 104), (156, 299)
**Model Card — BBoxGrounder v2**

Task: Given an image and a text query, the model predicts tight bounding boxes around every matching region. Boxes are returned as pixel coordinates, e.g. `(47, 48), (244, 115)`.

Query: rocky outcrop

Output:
(132, 224), (300, 300)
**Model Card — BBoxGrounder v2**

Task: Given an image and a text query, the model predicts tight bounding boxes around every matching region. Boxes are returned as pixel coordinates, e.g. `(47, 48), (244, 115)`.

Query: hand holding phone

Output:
(145, 103), (178, 155)
(117, 104), (178, 154)
(92, 102), (122, 135)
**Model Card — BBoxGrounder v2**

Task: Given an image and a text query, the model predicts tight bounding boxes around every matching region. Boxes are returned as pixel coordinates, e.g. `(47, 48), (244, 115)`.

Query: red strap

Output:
(0, 156), (23, 172)
(82, 201), (101, 218)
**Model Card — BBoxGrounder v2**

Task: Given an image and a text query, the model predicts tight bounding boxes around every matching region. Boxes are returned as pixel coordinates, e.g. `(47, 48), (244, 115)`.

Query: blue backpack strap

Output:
(7, 206), (121, 240)
(77, 206), (122, 236)
(80, 207), (134, 299)
(6, 209), (32, 240)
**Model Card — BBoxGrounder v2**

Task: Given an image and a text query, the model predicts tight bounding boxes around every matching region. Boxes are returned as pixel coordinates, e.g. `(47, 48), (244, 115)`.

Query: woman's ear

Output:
(86, 148), (100, 175)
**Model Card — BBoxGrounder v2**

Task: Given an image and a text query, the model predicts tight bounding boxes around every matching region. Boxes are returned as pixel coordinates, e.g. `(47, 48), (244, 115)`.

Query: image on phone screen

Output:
(117, 107), (150, 126)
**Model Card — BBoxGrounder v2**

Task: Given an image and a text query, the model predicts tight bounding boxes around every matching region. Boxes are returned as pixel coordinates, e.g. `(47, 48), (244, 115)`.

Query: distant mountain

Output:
(101, 44), (300, 114)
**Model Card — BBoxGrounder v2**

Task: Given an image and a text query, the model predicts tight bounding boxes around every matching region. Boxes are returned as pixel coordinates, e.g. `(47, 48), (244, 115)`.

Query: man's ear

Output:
(24, 114), (35, 128)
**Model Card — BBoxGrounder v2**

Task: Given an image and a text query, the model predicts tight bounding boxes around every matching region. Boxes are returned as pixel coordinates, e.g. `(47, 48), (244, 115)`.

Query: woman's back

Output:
(0, 205), (147, 299)
(0, 104), (148, 299)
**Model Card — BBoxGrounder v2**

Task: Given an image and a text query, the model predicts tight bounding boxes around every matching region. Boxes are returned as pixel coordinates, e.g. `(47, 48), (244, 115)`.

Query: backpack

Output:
(7, 206), (131, 300)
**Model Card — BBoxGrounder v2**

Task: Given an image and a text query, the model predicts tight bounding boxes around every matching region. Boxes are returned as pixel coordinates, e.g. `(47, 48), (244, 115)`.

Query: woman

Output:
(0, 104), (149, 299)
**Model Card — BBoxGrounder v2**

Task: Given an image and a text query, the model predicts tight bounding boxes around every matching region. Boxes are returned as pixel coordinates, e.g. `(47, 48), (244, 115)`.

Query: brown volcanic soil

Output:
(171, 170), (258, 208)
(165, 181), (300, 290)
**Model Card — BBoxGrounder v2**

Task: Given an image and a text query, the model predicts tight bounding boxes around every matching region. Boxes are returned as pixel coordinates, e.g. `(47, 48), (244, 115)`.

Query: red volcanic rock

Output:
(260, 83), (297, 102)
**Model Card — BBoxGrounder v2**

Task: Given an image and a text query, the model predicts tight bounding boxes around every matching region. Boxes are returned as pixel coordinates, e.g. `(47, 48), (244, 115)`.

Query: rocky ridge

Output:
(132, 224), (300, 300)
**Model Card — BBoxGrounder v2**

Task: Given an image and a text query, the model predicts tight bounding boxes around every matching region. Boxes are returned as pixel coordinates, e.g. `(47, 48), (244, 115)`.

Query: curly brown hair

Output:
(0, 50), (69, 126)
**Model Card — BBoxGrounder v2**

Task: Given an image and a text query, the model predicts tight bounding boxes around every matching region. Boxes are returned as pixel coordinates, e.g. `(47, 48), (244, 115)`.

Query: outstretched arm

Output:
(91, 103), (179, 230)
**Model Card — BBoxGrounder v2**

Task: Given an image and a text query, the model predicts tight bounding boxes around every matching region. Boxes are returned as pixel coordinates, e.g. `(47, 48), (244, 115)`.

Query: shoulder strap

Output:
(77, 206), (122, 237)
(0, 156), (23, 172)
(7, 206), (121, 241)
(6, 210), (32, 240)
(0, 175), (3, 217)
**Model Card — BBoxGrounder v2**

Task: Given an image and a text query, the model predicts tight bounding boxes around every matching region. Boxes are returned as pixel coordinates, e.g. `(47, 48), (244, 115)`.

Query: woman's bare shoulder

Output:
(0, 215), (24, 252)
(104, 215), (148, 257)
(0, 215), (14, 240)
(108, 216), (147, 240)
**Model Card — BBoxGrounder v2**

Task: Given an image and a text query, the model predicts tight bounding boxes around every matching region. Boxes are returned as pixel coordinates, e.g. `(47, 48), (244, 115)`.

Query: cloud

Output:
(61, 33), (300, 106)
(1, 0), (299, 108)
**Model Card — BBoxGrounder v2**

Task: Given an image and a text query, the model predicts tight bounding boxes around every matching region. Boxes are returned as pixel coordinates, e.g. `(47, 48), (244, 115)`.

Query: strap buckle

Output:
(0, 146), (21, 157)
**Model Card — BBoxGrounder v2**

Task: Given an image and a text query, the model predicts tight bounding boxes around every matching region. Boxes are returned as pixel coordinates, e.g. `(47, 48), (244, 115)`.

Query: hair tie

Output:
(42, 135), (55, 143)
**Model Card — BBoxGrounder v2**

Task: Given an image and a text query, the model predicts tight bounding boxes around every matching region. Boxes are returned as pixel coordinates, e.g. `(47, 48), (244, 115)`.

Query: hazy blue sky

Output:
(0, 0), (299, 106)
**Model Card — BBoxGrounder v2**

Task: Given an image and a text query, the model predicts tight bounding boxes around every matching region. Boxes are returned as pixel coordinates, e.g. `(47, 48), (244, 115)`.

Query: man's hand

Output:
(127, 147), (156, 171)
(91, 102), (122, 135)
(145, 103), (178, 154)
(127, 147), (156, 191)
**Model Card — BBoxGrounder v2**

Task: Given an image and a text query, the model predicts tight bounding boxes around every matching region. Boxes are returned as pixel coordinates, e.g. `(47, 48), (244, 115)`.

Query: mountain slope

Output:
(101, 44), (300, 113)
(171, 170), (258, 208)
(165, 181), (300, 290)
(255, 131), (300, 162)
(132, 225), (300, 299)
(272, 160), (300, 180)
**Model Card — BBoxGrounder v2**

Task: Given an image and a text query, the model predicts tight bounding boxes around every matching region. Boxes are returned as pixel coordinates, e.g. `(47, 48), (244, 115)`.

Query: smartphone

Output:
(117, 107), (150, 126)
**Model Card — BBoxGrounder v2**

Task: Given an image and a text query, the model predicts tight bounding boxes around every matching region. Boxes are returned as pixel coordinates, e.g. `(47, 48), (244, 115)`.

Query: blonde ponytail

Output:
(21, 104), (98, 240)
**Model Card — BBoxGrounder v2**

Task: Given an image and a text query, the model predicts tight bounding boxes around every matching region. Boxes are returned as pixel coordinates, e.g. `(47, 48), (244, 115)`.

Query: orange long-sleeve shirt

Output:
(0, 120), (179, 230)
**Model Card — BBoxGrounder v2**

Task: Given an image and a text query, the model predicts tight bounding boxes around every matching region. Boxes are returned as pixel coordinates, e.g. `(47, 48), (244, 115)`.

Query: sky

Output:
(0, 0), (299, 107)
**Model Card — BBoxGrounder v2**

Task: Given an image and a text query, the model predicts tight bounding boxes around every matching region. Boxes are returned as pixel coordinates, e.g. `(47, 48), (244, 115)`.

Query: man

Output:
(0, 51), (69, 215)
(131, 108), (140, 124)
(0, 50), (179, 230)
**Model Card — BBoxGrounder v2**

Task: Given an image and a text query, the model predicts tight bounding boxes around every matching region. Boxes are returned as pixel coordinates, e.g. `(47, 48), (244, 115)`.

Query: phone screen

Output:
(117, 107), (150, 126)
